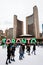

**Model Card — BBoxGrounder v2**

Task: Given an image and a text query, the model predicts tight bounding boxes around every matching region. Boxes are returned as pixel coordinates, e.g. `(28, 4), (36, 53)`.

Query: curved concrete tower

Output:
(26, 6), (40, 38)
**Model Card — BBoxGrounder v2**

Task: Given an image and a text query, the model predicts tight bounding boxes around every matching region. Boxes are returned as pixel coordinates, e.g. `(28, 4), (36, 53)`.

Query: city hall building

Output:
(26, 6), (40, 38)
(13, 15), (23, 38)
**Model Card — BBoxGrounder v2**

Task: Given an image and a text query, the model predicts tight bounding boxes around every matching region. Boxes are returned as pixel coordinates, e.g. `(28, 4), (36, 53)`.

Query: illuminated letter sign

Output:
(11, 38), (16, 44)
(21, 38), (26, 44)
(27, 38), (31, 44)
(1, 38), (6, 45)
(31, 38), (36, 44)
(16, 38), (21, 43)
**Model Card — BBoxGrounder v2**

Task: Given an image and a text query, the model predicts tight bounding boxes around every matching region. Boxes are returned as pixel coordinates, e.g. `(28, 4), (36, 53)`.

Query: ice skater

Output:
(26, 44), (30, 55)
(19, 44), (23, 60)
(6, 43), (12, 65)
(31, 44), (36, 55)
(11, 44), (16, 61)
(22, 44), (25, 58)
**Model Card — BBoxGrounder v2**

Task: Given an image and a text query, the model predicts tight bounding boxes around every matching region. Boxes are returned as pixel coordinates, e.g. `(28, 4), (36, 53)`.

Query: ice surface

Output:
(0, 46), (43, 65)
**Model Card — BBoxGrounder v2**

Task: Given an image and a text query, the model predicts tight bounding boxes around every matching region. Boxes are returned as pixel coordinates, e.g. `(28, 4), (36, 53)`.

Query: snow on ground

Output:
(0, 46), (43, 65)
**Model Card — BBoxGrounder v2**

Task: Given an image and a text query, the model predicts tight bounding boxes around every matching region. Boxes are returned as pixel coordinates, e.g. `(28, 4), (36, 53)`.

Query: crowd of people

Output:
(5, 41), (36, 65)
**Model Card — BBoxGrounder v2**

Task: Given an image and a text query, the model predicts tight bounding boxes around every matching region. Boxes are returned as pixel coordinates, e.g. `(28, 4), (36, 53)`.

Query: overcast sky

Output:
(0, 0), (43, 34)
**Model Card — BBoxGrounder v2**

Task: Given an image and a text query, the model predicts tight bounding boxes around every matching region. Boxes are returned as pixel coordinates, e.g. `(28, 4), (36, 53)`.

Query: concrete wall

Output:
(26, 15), (35, 36)
(26, 6), (40, 38)
(13, 15), (17, 38)
(13, 15), (23, 38)
(33, 6), (40, 38)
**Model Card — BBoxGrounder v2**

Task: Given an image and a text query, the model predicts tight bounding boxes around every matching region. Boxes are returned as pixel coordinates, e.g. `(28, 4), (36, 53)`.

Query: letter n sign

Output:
(31, 38), (36, 44)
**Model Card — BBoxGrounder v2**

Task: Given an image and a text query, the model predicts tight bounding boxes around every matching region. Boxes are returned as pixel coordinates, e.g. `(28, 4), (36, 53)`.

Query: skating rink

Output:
(0, 45), (43, 65)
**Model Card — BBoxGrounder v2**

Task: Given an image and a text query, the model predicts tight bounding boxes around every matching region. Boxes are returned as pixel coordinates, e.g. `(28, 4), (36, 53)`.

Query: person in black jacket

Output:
(6, 43), (12, 65)
(22, 44), (25, 58)
(11, 44), (16, 61)
(19, 44), (23, 60)
(26, 44), (30, 55)
(31, 44), (36, 55)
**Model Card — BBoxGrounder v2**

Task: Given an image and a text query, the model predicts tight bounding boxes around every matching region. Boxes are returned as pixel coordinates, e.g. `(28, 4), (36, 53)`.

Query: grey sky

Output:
(0, 0), (43, 33)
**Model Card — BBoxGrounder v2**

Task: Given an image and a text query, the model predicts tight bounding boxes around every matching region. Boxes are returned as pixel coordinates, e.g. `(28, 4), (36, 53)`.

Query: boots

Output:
(9, 60), (11, 63)
(11, 58), (15, 61)
(6, 60), (8, 65)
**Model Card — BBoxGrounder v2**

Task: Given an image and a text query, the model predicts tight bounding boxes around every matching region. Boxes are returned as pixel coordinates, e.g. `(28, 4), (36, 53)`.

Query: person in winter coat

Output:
(6, 43), (12, 65)
(11, 44), (16, 61)
(19, 44), (23, 60)
(22, 44), (25, 58)
(31, 44), (36, 55)
(26, 44), (30, 55)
